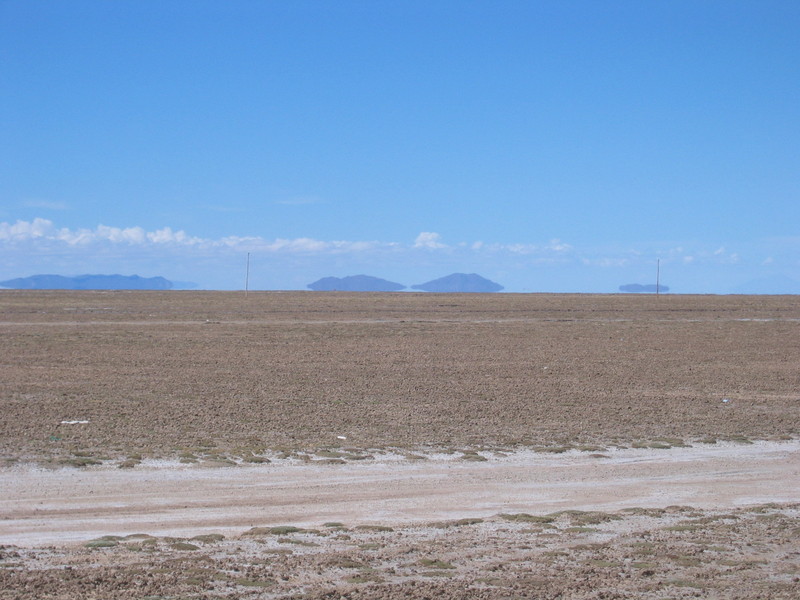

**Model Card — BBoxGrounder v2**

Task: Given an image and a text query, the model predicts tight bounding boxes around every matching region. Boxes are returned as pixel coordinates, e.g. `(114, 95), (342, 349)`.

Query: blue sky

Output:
(2, 0), (799, 292)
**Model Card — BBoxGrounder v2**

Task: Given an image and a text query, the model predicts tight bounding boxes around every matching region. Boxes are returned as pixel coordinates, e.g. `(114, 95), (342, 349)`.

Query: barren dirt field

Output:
(1, 291), (799, 599)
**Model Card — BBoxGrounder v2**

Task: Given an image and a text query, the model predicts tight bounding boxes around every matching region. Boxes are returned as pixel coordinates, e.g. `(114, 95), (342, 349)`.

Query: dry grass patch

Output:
(498, 513), (555, 524)
(354, 525), (394, 532)
(418, 558), (456, 570)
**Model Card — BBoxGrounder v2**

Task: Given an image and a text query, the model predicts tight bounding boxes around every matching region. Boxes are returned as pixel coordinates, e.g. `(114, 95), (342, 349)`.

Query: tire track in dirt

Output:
(1, 440), (797, 547)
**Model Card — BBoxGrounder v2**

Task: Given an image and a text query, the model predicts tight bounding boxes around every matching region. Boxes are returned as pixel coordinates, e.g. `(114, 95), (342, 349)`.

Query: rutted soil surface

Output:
(1, 292), (799, 598)
(2, 442), (798, 547)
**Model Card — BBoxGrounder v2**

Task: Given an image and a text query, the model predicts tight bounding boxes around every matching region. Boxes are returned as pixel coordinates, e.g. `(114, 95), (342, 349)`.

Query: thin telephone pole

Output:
(656, 259), (660, 297)
(245, 252), (250, 296)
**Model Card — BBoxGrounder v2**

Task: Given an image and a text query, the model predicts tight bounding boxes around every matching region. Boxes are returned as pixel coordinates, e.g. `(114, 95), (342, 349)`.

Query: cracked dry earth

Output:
(1, 291), (799, 599)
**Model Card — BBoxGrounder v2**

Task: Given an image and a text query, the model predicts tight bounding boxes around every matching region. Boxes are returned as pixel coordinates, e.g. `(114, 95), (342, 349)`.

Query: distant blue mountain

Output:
(308, 275), (406, 292)
(411, 273), (503, 293)
(0, 274), (174, 290)
(619, 283), (669, 293)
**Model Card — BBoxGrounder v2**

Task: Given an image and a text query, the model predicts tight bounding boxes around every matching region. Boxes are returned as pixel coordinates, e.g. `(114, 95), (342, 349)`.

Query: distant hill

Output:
(411, 273), (503, 293)
(307, 275), (406, 292)
(0, 274), (174, 290)
(619, 283), (669, 293)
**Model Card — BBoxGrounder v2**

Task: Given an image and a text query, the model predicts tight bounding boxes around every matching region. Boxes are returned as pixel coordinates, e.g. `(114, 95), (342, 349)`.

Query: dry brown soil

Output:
(1, 291), (799, 599)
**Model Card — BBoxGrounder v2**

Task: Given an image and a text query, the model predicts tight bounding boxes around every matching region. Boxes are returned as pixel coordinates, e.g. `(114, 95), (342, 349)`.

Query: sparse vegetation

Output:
(84, 539), (118, 548)
(498, 513), (555, 524)
(418, 558), (456, 569)
(355, 525), (394, 532)
(169, 542), (200, 551)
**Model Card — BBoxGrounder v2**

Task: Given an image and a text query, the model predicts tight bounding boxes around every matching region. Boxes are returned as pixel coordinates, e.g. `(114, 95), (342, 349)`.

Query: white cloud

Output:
(0, 219), (669, 271)
(504, 243), (538, 254)
(98, 225), (147, 244)
(22, 199), (69, 210)
(0, 218), (779, 281)
(1, 220), (204, 247)
(146, 227), (202, 245)
(546, 239), (572, 252)
(0, 217), (56, 240)
(702, 247), (740, 264)
(581, 257), (631, 267)
(264, 238), (332, 252)
(0, 219), (391, 256)
(479, 239), (573, 256)
(57, 227), (96, 245)
(218, 235), (263, 248)
(413, 232), (446, 249)
(226, 236), (385, 254)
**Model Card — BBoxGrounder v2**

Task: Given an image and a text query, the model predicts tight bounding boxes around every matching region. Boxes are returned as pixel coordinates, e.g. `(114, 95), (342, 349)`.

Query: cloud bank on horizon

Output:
(2, 218), (797, 294)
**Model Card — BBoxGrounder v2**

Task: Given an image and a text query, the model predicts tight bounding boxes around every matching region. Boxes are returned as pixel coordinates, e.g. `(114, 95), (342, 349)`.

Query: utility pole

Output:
(656, 259), (660, 297)
(245, 252), (250, 297)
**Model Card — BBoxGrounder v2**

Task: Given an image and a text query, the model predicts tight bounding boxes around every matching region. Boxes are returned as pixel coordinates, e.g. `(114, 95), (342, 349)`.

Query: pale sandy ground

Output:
(2, 440), (797, 547)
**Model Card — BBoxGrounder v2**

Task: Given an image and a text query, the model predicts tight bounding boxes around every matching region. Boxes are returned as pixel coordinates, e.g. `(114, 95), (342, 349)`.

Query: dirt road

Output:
(2, 440), (797, 547)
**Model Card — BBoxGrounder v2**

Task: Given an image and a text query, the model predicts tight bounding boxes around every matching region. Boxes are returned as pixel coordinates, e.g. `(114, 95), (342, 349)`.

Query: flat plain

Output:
(1, 291), (798, 599)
